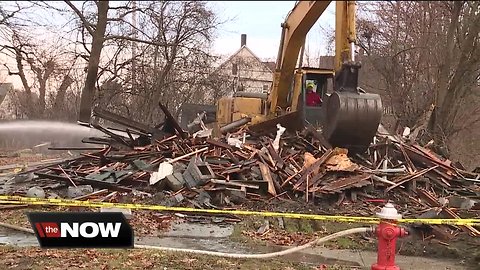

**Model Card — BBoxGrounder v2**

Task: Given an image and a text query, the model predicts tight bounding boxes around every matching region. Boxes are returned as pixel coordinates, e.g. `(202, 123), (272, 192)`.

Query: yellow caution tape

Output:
(0, 195), (479, 226)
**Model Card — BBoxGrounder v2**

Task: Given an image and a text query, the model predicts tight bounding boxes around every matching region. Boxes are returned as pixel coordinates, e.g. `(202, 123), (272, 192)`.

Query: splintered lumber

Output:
(73, 189), (109, 200)
(259, 163), (277, 196)
(159, 102), (188, 139)
(293, 149), (334, 189)
(320, 173), (371, 193)
(385, 166), (439, 192)
(48, 147), (108, 151)
(210, 179), (259, 190)
(12, 110), (479, 242)
(371, 175), (398, 187)
(266, 142), (283, 167)
(168, 147), (208, 163)
(416, 189), (480, 237)
(93, 107), (152, 133)
(206, 138), (233, 150)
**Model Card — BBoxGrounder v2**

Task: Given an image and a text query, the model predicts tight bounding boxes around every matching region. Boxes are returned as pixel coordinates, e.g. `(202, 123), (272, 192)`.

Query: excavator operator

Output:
(306, 82), (322, 107)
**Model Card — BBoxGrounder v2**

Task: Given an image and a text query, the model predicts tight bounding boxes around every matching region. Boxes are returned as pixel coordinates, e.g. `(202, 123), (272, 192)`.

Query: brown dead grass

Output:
(0, 246), (337, 270)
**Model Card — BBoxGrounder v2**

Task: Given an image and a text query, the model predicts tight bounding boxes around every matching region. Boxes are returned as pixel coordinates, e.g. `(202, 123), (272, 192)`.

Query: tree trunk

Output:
(13, 48), (34, 118)
(431, 1), (462, 142)
(38, 78), (47, 117)
(78, 1), (109, 123)
(53, 74), (74, 116)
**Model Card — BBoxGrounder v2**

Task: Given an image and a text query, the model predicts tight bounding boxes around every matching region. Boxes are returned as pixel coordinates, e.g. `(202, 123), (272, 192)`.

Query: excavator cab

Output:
(296, 68), (335, 127)
(293, 65), (383, 153)
(266, 1), (383, 153)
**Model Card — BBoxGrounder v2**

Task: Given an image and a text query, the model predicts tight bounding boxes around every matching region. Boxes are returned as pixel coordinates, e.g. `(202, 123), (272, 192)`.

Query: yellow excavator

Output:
(215, 1), (383, 153)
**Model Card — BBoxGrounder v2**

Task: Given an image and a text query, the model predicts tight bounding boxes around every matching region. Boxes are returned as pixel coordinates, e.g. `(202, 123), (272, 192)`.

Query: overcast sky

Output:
(209, 1), (336, 60)
(1, 1), (337, 86)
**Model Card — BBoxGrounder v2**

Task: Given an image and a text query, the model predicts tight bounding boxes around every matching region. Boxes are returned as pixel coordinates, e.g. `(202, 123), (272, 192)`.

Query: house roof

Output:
(0, 83), (13, 106)
(215, 45), (275, 73)
(262, 61), (276, 72)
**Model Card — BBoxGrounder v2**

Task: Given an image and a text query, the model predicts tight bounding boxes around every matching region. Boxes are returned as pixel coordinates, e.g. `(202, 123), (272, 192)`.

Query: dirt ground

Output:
(236, 200), (480, 270)
(1, 206), (174, 236)
(2, 204), (479, 269)
(1, 207), (360, 270)
(0, 246), (335, 270)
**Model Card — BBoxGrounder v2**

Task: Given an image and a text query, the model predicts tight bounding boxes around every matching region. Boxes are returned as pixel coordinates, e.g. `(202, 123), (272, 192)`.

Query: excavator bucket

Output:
(324, 91), (383, 153)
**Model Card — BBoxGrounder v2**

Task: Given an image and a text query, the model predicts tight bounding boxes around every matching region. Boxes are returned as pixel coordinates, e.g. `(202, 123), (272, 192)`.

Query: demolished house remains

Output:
(1, 103), (479, 242)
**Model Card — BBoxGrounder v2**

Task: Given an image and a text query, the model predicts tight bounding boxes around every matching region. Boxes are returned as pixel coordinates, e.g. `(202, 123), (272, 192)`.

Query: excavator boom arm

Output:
(269, 1), (331, 112)
(270, 1), (358, 112)
(335, 1), (357, 70)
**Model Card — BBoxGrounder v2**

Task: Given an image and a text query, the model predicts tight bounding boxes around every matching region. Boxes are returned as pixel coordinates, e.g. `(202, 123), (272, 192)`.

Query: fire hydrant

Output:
(372, 203), (408, 270)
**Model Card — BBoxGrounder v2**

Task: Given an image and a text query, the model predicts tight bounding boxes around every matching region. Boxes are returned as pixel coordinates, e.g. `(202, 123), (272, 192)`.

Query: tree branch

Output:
(64, 0), (95, 36)
(104, 34), (171, 47)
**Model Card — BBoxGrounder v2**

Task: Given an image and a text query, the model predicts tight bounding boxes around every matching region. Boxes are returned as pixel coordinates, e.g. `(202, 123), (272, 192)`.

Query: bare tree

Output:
(0, 1), (82, 120)
(1, 0), (225, 124)
(65, 0), (109, 123)
(1, 32), (78, 119)
(62, 1), (223, 125)
(356, 1), (480, 152)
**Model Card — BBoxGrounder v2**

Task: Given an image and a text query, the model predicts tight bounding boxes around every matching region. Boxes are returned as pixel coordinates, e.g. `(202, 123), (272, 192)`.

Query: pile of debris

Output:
(2, 105), (479, 240)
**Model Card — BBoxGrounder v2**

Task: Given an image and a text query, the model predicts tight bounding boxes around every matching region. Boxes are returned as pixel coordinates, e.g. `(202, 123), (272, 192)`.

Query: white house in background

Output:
(0, 83), (15, 119)
(0, 83), (12, 105)
(216, 34), (275, 96)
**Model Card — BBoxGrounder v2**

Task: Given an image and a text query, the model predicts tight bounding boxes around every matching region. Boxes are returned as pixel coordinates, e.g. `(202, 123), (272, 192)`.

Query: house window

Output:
(263, 84), (269, 91)
(232, 64), (238, 75)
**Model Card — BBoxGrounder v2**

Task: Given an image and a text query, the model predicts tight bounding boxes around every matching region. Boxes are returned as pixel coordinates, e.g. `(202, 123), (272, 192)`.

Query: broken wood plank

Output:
(92, 123), (133, 148)
(281, 170), (301, 188)
(93, 107), (152, 133)
(258, 162), (277, 196)
(13, 157), (87, 175)
(158, 102), (188, 139)
(266, 142), (285, 168)
(416, 189), (480, 236)
(225, 149), (240, 164)
(293, 171), (326, 191)
(386, 166), (438, 192)
(293, 149), (334, 189)
(48, 147), (108, 151)
(320, 173), (371, 193)
(73, 189), (109, 200)
(34, 172), (132, 193)
(58, 165), (77, 187)
(402, 144), (456, 177)
(168, 147), (208, 163)
(210, 179), (259, 189)
(206, 138), (233, 150)
(155, 135), (178, 145)
(371, 175), (401, 187)
(304, 124), (332, 150)
(96, 191), (118, 202)
(396, 143), (416, 173)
